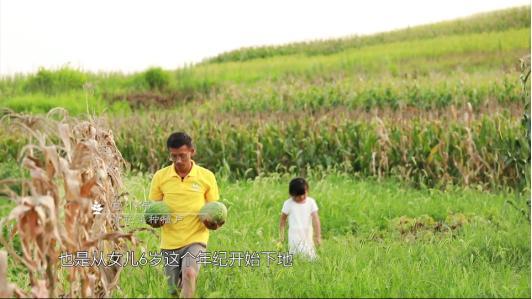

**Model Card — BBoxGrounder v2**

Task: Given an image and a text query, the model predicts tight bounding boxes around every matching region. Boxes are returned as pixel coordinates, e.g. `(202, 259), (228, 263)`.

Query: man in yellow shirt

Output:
(148, 132), (222, 298)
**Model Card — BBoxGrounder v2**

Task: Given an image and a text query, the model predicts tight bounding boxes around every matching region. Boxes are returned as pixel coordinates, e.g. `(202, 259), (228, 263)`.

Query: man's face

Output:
(169, 145), (195, 172)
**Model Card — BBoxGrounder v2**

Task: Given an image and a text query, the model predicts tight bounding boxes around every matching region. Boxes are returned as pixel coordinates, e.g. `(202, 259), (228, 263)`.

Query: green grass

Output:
(185, 28), (530, 85)
(0, 92), (114, 115)
(206, 6), (530, 63)
(105, 173), (530, 298)
(0, 169), (529, 297)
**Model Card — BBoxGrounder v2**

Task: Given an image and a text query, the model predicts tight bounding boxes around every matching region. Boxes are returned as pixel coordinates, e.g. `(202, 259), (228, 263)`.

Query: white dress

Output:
(281, 197), (318, 260)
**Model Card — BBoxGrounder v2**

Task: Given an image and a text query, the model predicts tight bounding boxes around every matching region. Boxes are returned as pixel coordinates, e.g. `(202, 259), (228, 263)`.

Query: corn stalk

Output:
(0, 108), (140, 298)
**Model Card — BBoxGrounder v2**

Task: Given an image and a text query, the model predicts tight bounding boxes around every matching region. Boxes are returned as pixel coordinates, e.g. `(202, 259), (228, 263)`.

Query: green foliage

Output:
(0, 91), (135, 115)
(207, 6), (530, 63)
(143, 67), (170, 91)
(23, 67), (87, 94)
(208, 72), (524, 113)
(185, 28), (530, 86)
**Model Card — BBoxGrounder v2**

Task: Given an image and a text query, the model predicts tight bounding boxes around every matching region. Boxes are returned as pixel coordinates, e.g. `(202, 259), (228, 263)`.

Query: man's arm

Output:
(311, 211), (321, 246)
(148, 172), (162, 201)
(205, 172), (220, 202)
(147, 172), (164, 228)
(203, 172), (223, 230)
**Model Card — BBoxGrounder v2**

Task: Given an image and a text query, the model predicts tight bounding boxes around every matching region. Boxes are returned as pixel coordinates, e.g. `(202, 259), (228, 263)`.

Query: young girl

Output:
(279, 177), (322, 260)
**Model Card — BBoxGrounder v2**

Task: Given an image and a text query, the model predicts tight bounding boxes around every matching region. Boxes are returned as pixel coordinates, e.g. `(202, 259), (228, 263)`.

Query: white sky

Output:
(0, 0), (529, 76)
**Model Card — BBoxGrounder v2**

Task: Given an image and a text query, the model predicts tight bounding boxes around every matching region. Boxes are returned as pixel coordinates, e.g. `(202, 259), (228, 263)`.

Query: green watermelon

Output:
(199, 202), (227, 224)
(144, 202), (172, 225)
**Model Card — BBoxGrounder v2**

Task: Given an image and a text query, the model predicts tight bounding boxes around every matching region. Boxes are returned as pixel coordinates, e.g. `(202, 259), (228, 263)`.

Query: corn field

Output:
(102, 107), (527, 191)
(1, 103), (529, 191)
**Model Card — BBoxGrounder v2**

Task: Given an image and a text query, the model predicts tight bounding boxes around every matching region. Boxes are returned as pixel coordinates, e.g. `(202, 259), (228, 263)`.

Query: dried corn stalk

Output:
(0, 108), (140, 298)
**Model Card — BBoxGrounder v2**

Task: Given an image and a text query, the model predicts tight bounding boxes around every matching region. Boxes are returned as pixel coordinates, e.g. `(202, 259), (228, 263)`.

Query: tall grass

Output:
(109, 174), (530, 298)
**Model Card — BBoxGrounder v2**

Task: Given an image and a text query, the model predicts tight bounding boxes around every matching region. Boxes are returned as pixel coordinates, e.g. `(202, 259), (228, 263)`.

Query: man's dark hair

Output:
(167, 132), (193, 149)
(289, 177), (308, 196)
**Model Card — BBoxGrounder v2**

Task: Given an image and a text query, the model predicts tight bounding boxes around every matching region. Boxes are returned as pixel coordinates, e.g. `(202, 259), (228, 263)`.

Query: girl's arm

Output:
(279, 213), (288, 242)
(311, 212), (322, 246)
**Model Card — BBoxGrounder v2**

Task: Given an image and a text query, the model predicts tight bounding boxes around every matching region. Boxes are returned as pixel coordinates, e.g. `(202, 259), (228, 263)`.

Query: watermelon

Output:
(199, 202), (227, 224)
(144, 202), (172, 225)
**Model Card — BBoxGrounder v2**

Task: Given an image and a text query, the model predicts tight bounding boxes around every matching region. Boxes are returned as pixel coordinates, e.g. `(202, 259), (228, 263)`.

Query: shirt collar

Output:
(171, 160), (198, 178)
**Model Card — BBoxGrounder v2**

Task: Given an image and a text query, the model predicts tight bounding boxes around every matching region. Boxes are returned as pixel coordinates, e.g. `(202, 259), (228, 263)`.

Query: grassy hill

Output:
(206, 6), (530, 63)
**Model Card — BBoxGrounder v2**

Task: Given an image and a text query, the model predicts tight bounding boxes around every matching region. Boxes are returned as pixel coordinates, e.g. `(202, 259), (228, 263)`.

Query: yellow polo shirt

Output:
(148, 161), (219, 250)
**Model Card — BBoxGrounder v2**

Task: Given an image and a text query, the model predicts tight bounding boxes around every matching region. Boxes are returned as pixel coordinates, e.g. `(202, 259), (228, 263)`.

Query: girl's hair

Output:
(289, 177), (308, 196)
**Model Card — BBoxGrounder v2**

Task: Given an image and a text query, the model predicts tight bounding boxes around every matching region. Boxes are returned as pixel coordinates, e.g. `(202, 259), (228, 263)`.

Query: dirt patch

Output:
(389, 213), (471, 241)
(104, 90), (196, 109)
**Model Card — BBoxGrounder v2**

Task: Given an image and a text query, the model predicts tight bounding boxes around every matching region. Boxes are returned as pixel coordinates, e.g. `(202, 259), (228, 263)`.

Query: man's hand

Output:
(314, 237), (322, 247)
(203, 219), (224, 230)
(146, 218), (165, 228)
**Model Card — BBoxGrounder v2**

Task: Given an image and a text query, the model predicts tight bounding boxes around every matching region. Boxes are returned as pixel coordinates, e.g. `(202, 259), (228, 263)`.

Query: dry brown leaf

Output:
(1, 110), (135, 298)
(31, 279), (49, 298)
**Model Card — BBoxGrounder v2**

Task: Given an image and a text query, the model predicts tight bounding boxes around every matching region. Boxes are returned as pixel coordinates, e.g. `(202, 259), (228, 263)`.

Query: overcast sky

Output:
(0, 0), (529, 76)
